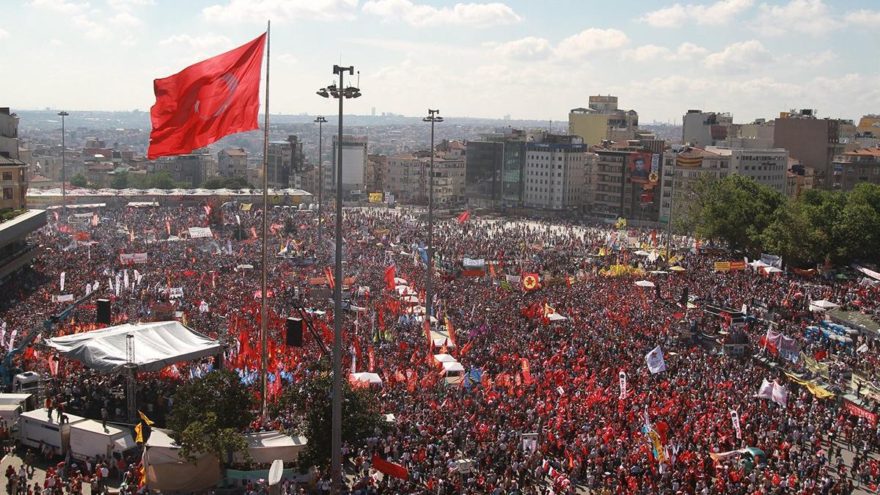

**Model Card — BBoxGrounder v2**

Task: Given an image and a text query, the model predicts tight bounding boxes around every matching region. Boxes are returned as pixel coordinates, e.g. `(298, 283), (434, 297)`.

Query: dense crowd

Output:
(2, 202), (880, 494)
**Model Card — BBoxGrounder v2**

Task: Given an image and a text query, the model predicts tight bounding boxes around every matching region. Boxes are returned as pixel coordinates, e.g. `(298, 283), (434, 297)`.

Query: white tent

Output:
(350, 372), (383, 385)
(236, 431), (307, 464)
(809, 299), (839, 312)
(433, 354), (458, 364)
(441, 361), (465, 373)
(547, 313), (568, 322)
(635, 280), (655, 288)
(394, 277), (408, 285)
(143, 429), (221, 493)
(46, 321), (223, 372)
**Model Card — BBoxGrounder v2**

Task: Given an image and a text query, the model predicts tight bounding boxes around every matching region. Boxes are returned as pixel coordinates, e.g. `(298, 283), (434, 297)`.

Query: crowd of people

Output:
(1, 201), (880, 494)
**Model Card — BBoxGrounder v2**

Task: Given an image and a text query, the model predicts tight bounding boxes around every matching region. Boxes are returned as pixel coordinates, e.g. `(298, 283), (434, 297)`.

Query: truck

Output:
(18, 408), (87, 454)
(0, 393), (35, 427)
(68, 419), (137, 461)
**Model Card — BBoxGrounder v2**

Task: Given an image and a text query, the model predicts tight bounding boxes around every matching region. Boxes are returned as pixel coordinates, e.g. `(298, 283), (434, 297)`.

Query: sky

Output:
(1, 0), (878, 123)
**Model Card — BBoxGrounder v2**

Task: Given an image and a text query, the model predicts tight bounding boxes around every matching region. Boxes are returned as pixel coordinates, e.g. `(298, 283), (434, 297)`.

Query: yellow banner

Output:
(369, 192), (384, 203)
(714, 262), (731, 272)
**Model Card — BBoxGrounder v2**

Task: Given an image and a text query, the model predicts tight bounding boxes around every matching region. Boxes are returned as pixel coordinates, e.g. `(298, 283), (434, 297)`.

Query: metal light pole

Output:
(317, 66), (360, 494)
(314, 116), (327, 254)
(423, 110), (443, 323)
(58, 111), (69, 215)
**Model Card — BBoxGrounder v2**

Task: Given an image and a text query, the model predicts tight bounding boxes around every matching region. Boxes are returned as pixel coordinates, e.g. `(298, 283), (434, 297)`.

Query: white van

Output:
(69, 419), (137, 461)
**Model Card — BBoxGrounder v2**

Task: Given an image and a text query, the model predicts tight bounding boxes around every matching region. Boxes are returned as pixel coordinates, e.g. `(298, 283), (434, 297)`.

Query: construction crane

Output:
(0, 290), (97, 388)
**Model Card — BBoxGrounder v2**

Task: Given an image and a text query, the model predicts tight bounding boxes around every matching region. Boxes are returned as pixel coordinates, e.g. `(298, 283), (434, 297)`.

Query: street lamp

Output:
(314, 116), (327, 255)
(58, 111), (69, 214)
(316, 65), (360, 495)
(423, 109), (442, 329)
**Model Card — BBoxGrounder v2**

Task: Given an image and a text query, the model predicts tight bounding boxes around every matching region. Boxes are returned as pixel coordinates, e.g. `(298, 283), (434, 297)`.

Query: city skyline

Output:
(2, 0), (878, 123)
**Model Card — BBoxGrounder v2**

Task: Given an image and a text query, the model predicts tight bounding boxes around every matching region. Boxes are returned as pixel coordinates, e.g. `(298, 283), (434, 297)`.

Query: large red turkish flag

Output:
(147, 33), (266, 159)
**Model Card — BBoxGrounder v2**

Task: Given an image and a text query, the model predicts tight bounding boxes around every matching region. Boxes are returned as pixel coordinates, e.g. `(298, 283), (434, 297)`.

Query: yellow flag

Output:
(138, 410), (155, 426)
(135, 422), (144, 444)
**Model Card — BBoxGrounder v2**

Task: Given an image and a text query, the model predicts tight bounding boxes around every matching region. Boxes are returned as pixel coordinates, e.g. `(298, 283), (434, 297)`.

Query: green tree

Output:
(110, 171), (129, 189)
(203, 176), (253, 189)
(833, 183), (880, 264)
(276, 361), (385, 471)
(70, 174), (89, 188)
(168, 370), (255, 462)
(690, 174), (784, 254)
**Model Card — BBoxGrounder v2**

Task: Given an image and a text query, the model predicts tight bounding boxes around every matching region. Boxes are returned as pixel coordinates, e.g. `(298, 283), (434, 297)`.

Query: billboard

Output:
(628, 152), (653, 183)
(368, 192), (384, 203)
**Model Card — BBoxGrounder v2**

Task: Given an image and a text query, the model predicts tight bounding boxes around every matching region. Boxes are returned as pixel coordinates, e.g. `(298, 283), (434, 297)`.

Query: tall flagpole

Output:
(260, 20), (271, 418)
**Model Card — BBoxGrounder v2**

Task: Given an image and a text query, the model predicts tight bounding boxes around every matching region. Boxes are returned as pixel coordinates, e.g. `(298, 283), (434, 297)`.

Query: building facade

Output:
(592, 140), (663, 222)
(464, 129), (527, 208)
(523, 135), (589, 210)
(385, 153), (465, 206)
(218, 147), (248, 180)
(706, 146), (789, 194)
(831, 148), (880, 190)
(682, 110), (733, 147)
(327, 135), (368, 198)
(267, 136), (305, 189)
(152, 148), (215, 188)
(773, 110), (844, 189)
(569, 95), (639, 147)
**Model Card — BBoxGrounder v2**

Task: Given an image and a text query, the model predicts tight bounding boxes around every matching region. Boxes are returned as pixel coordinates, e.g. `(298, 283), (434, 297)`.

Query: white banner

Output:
(60, 272), (65, 292)
(188, 226), (213, 239)
(619, 370), (627, 399)
(199, 300), (209, 313)
(730, 409), (741, 439)
(119, 253), (148, 264)
(123, 270), (130, 291)
(52, 294), (75, 303)
(646, 346), (667, 374)
(462, 258), (486, 268)
(756, 379), (788, 407)
(7, 329), (17, 352)
(164, 287), (184, 299)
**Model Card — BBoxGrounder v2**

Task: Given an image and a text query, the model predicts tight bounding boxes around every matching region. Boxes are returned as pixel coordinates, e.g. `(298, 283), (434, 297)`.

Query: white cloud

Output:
(277, 53), (298, 65)
(0, 28), (8, 40)
(624, 42), (709, 63)
(159, 34), (233, 51)
(791, 49), (836, 68)
(27, 0), (89, 14)
(203, 0), (359, 23)
(487, 36), (552, 60)
(704, 40), (773, 71)
(362, 0), (521, 27)
(755, 0), (840, 36)
(555, 28), (629, 59)
(73, 14), (112, 39)
(639, 0), (754, 28)
(110, 11), (142, 27)
(844, 9), (880, 27)
(106, 0), (154, 9)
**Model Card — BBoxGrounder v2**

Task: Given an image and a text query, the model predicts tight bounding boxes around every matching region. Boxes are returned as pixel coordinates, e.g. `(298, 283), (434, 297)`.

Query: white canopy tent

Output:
(350, 372), (383, 386)
(433, 354), (458, 364)
(809, 299), (840, 312)
(441, 361), (465, 373)
(143, 428), (221, 493)
(235, 431), (307, 464)
(45, 321), (223, 372)
(635, 280), (655, 288)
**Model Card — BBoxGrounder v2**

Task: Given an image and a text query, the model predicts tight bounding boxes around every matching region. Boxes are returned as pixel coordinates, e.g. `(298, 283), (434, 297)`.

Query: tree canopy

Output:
(690, 176), (880, 266)
(275, 361), (386, 471)
(168, 369), (254, 462)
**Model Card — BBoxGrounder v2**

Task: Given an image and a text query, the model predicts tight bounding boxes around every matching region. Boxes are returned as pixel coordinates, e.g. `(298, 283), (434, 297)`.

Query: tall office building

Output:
(773, 109), (844, 189)
(385, 152), (465, 205)
(592, 139), (663, 222)
(522, 134), (589, 211)
(464, 128), (527, 208)
(569, 95), (639, 147)
(327, 135), (368, 198)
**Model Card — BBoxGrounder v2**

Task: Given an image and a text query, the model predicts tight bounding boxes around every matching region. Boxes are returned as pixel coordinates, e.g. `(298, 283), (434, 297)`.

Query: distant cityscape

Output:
(1, 99), (878, 226)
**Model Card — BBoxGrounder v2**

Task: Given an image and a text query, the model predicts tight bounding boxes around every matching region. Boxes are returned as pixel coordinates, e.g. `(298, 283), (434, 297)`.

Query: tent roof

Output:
(350, 372), (383, 384)
(442, 362), (465, 372)
(46, 321), (222, 372)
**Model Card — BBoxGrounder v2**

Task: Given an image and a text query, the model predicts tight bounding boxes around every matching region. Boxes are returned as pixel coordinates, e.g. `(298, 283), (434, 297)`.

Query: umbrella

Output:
(669, 266), (686, 272)
(635, 280), (655, 288)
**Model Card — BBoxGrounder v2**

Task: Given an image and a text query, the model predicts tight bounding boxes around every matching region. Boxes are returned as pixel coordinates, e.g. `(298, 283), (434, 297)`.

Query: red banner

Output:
(844, 400), (878, 426)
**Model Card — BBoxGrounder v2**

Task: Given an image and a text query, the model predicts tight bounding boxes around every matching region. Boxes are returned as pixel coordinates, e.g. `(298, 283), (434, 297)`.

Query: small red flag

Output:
(148, 33), (266, 159)
(457, 210), (470, 224)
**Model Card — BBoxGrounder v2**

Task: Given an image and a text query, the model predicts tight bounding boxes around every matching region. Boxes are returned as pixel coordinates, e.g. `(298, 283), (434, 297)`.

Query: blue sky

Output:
(2, 0), (878, 123)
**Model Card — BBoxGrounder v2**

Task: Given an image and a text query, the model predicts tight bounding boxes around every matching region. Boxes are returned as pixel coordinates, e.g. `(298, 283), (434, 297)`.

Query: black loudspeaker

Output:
(680, 287), (689, 305)
(286, 317), (303, 347)
(96, 299), (111, 324)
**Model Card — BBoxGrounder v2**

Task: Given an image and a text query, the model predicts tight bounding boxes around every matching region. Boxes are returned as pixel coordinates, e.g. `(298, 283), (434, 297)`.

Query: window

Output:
(1, 172), (12, 181)
(2, 187), (12, 200)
